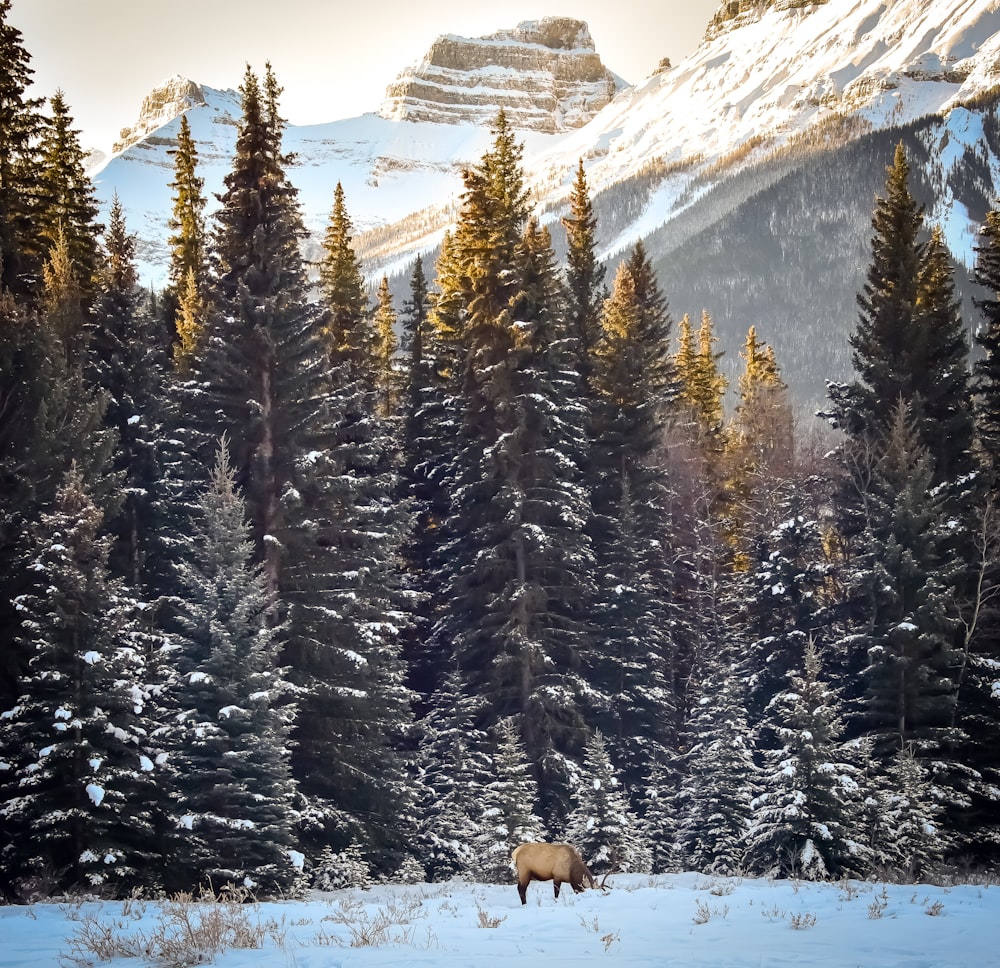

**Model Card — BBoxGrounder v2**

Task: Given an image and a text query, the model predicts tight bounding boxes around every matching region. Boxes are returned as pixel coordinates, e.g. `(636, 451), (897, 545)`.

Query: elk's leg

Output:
(518, 881), (528, 905)
(553, 881), (561, 899)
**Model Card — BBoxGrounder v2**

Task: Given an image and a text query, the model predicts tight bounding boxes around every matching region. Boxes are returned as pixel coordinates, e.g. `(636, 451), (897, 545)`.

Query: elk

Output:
(511, 842), (598, 905)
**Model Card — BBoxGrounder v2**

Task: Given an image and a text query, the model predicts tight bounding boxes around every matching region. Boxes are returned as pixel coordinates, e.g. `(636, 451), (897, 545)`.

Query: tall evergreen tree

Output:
(372, 274), (400, 416)
(974, 207), (1000, 471)
(0, 0), (44, 298)
(0, 464), (164, 895)
(827, 143), (973, 487)
(90, 196), (167, 589)
(33, 91), (102, 299)
(165, 112), (207, 356)
(163, 439), (299, 895)
(586, 253), (677, 790)
(198, 66), (414, 867)
(744, 640), (863, 879)
(562, 158), (604, 384)
(428, 114), (597, 820)
(318, 181), (370, 372)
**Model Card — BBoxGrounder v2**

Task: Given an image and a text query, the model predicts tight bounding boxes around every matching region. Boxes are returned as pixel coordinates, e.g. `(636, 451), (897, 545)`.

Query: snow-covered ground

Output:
(2, 873), (996, 967)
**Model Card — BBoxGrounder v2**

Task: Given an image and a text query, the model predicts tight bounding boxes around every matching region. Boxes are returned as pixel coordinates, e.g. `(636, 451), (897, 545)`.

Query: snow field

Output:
(2, 873), (997, 968)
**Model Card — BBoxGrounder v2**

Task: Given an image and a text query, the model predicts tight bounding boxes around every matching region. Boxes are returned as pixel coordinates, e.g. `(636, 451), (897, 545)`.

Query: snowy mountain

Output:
(378, 16), (626, 132)
(92, 1), (1000, 406)
(91, 18), (621, 285)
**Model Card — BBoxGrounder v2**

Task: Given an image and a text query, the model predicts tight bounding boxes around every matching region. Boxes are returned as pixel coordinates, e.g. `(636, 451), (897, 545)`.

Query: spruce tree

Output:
(90, 196), (167, 589)
(165, 112), (207, 353)
(0, 464), (164, 895)
(428, 115), (596, 820)
(198, 66), (414, 868)
(675, 672), (758, 875)
(564, 730), (647, 874)
(724, 327), (794, 565)
(586, 254), (676, 790)
(397, 255), (449, 708)
(827, 144), (973, 487)
(372, 274), (400, 416)
(318, 181), (370, 372)
(0, 0), (44, 298)
(744, 640), (863, 879)
(974, 207), (1000, 470)
(562, 158), (604, 384)
(33, 91), (102, 299)
(163, 439), (299, 895)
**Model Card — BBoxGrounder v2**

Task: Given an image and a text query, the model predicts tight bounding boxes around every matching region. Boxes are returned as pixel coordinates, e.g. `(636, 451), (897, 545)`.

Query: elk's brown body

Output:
(511, 842), (597, 905)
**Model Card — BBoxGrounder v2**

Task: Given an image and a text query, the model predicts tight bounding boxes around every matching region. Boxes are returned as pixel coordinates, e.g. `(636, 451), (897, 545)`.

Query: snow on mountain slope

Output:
(528, 0), (1000, 260)
(93, 2), (1000, 288)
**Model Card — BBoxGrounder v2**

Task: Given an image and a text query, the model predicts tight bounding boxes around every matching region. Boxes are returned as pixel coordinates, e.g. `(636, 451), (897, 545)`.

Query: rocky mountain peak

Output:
(112, 75), (207, 154)
(378, 17), (625, 133)
(704, 0), (829, 42)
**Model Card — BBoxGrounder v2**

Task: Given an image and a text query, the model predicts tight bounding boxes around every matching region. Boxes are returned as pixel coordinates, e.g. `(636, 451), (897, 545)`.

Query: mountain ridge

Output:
(92, 0), (1000, 411)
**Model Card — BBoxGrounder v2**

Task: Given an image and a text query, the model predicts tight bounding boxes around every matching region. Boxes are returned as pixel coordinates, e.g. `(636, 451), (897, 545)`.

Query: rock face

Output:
(378, 17), (624, 132)
(113, 76), (208, 154)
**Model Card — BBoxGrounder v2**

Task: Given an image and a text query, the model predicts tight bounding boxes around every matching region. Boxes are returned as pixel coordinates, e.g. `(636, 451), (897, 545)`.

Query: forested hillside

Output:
(1, 1), (1000, 901)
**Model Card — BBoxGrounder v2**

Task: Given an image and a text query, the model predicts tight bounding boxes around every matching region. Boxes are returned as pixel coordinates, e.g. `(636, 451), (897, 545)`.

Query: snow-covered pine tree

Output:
(739, 489), (830, 738)
(163, 437), (299, 896)
(89, 195), (169, 593)
(864, 743), (946, 879)
(0, 463), (165, 895)
(474, 718), (547, 884)
(744, 639), (864, 879)
(564, 730), (648, 875)
(675, 672), (758, 875)
(637, 755), (685, 873)
(414, 674), (491, 881)
(426, 119), (596, 822)
(585, 251), (677, 793)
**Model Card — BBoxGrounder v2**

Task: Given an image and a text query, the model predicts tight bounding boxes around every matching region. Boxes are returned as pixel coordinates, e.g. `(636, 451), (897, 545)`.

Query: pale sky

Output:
(10, 0), (721, 152)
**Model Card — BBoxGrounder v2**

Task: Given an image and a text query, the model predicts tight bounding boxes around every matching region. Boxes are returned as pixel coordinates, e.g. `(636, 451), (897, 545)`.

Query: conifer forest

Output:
(2, 4), (1000, 899)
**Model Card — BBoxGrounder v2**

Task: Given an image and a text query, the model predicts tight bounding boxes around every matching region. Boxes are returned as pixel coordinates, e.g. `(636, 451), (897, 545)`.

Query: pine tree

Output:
(827, 144), (973, 487)
(565, 730), (647, 874)
(562, 158), (604, 384)
(0, 0), (45, 298)
(0, 464), (165, 895)
(586, 254), (677, 790)
(674, 310), (727, 444)
(724, 327), (794, 565)
(163, 439), (299, 895)
(372, 274), (400, 416)
(474, 718), (547, 883)
(33, 91), (102, 299)
(744, 640), (864, 879)
(165, 112), (207, 353)
(198, 66), (414, 869)
(675, 671), (758, 875)
(318, 181), (370, 372)
(427, 116), (596, 820)
(974, 208), (1000, 471)
(90, 196), (167, 589)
